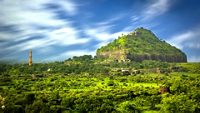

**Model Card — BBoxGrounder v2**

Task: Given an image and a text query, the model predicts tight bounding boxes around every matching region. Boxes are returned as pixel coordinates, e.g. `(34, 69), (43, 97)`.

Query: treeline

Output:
(0, 55), (173, 76)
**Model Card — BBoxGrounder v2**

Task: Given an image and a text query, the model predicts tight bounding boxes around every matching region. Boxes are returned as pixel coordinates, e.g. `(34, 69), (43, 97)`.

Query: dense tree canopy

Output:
(0, 59), (199, 112)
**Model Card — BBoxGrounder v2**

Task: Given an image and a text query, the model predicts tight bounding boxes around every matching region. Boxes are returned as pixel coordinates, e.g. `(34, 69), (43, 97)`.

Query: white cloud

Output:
(6, 38), (54, 52)
(58, 0), (78, 15)
(0, 0), (67, 26)
(1, 27), (91, 53)
(0, 0), (78, 35)
(0, 32), (14, 40)
(186, 43), (200, 49)
(143, 0), (170, 20)
(85, 25), (130, 42)
(167, 29), (200, 50)
(86, 29), (111, 41)
(37, 46), (54, 54)
(95, 41), (110, 49)
(168, 32), (193, 49)
(131, 16), (140, 22)
(48, 27), (90, 46)
(85, 25), (110, 41)
(96, 13), (126, 26)
(167, 27), (200, 62)
(0, 0), (88, 53)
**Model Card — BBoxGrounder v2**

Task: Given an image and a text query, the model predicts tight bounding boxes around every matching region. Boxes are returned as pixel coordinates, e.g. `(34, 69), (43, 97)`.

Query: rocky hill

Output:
(96, 27), (187, 62)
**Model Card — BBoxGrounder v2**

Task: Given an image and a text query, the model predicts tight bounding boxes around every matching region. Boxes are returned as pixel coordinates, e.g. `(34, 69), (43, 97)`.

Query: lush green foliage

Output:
(97, 28), (187, 62)
(0, 60), (199, 113)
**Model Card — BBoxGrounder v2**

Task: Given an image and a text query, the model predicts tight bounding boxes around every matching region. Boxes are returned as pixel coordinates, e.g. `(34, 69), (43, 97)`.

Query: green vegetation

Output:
(97, 28), (187, 62)
(0, 28), (198, 113)
(0, 57), (200, 113)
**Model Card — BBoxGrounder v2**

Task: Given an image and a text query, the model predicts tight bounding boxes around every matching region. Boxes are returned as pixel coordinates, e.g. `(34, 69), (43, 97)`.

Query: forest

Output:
(0, 55), (200, 113)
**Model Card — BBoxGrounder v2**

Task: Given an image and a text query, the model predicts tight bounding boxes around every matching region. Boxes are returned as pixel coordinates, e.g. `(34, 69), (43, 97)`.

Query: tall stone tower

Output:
(29, 49), (32, 66)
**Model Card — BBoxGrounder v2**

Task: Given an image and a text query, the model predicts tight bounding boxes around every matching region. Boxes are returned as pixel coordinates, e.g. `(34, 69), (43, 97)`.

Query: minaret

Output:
(29, 49), (32, 66)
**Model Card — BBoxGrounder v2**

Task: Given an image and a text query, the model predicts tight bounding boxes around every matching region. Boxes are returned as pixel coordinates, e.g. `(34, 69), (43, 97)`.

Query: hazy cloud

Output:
(85, 25), (130, 42)
(0, 0), (87, 52)
(168, 28), (200, 50)
(143, 0), (170, 20)
(168, 26), (200, 62)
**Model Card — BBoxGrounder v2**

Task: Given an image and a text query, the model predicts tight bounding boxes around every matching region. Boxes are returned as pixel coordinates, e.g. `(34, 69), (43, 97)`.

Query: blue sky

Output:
(0, 0), (200, 62)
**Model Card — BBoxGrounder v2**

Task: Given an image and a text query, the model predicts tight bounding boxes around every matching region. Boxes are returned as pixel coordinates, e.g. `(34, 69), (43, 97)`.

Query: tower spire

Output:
(29, 49), (32, 66)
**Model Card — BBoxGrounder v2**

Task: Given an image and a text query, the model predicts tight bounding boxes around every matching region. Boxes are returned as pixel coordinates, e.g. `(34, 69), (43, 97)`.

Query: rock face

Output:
(96, 27), (187, 62)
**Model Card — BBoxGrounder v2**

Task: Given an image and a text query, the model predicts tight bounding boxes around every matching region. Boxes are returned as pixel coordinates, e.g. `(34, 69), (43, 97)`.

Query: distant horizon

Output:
(0, 0), (200, 62)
